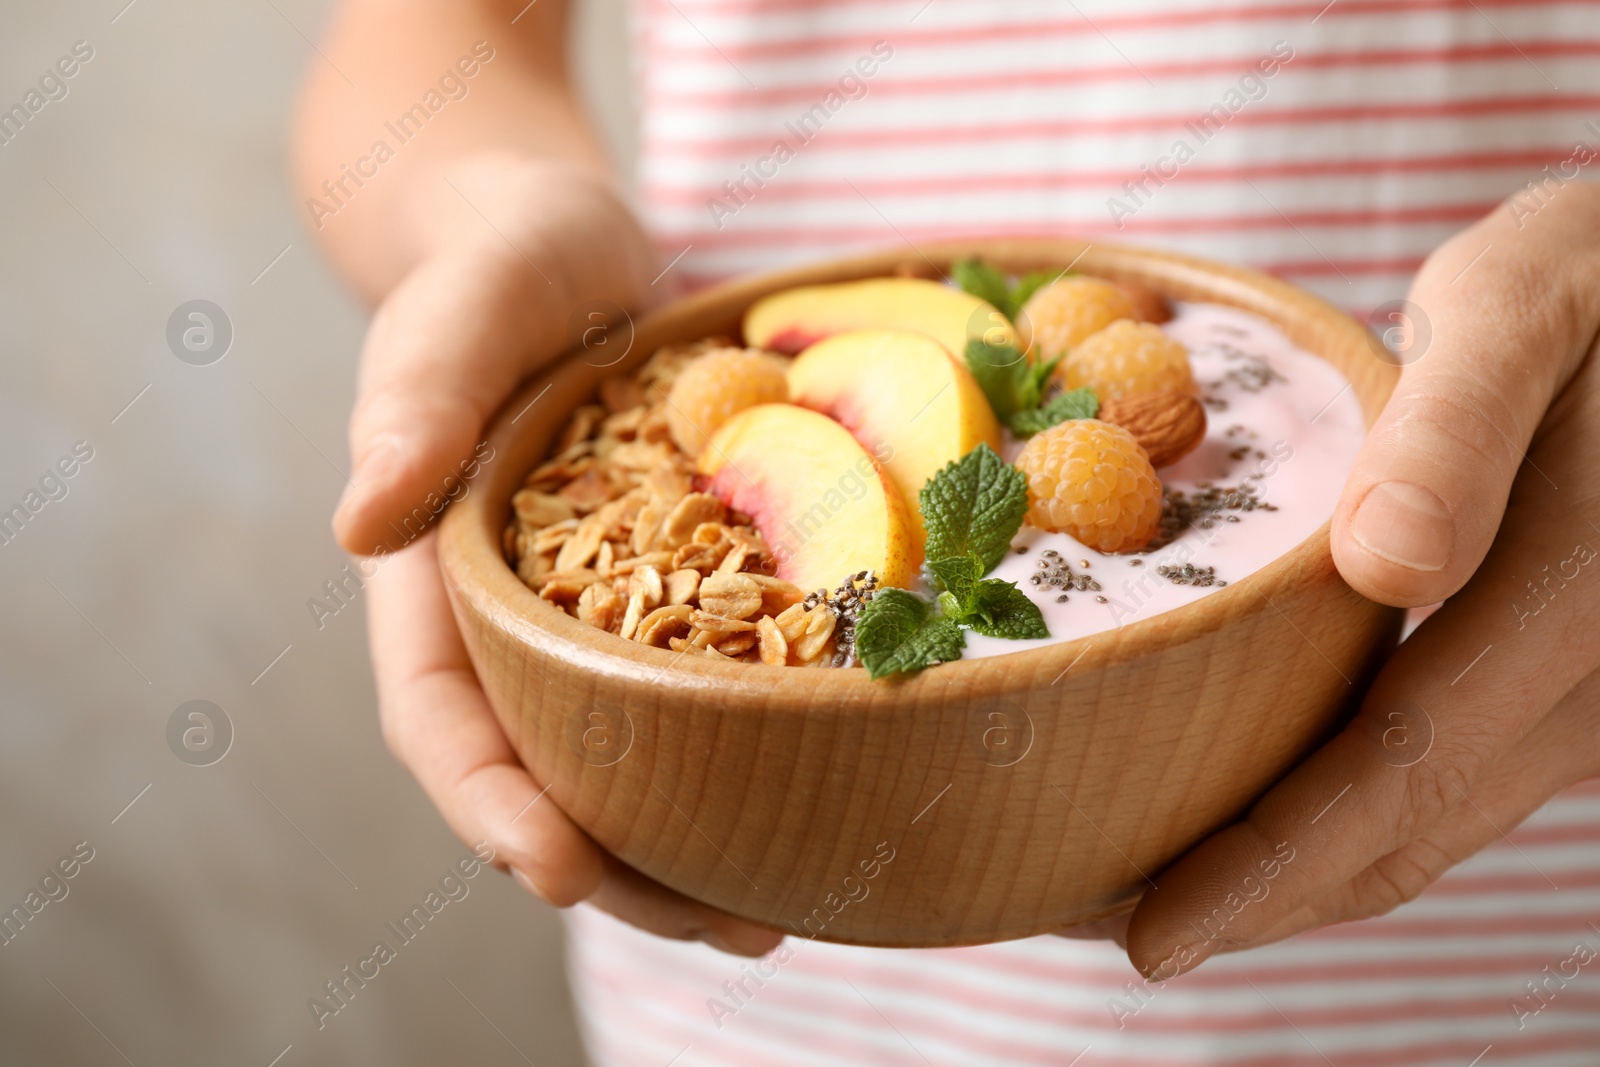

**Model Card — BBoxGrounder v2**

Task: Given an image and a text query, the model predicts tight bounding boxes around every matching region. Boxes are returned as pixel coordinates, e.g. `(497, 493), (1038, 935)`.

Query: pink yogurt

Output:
(961, 300), (1367, 659)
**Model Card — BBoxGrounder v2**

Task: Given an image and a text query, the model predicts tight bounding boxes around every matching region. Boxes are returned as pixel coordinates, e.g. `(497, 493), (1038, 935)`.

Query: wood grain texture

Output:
(437, 239), (1403, 947)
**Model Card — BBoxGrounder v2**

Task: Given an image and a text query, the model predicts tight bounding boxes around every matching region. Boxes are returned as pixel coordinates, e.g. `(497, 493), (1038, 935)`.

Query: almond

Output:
(1098, 390), (1206, 468)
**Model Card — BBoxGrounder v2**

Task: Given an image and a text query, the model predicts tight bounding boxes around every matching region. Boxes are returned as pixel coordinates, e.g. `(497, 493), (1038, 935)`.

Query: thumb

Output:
(332, 249), (559, 555)
(1331, 221), (1592, 607)
(331, 172), (657, 557)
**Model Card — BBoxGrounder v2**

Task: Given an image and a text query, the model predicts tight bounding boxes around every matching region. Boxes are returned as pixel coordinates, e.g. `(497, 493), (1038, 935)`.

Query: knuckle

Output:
(1353, 847), (1443, 916)
(1397, 759), (1472, 832)
(1383, 383), (1524, 469)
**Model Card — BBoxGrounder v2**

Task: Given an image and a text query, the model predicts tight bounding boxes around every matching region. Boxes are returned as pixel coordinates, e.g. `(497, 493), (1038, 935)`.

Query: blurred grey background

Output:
(0, 1), (635, 1063)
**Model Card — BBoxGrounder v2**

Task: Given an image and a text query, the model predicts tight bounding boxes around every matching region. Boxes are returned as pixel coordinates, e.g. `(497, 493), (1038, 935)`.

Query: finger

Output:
(367, 535), (780, 955)
(1126, 396), (1600, 978)
(334, 164), (655, 556)
(1332, 195), (1600, 606)
(587, 855), (786, 958)
(367, 532), (604, 906)
(1233, 667), (1600, 949)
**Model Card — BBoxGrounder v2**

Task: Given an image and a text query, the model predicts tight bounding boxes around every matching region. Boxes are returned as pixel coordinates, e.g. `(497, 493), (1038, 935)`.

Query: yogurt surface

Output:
(961, 300), (1367, 659)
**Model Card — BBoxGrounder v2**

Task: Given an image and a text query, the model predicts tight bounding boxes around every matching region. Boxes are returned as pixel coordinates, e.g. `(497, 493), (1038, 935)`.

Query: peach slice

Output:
(696, 404), (917, 593)
(787, 329), (1002, 547)
(744, 277), (1016, 360)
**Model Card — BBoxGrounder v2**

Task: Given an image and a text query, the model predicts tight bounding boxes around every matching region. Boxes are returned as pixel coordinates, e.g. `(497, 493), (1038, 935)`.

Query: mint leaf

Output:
(964, 339), (1031, 423)
(951, 258), (1012, 315)
(953, 260), (1073, 321)
(926, 554), (981, 600)
(965, 339), (1072, 431)
(963, 579), (1049, 639)
(855, 589), (968, 679)
(920, 444), (1029, 573)
(1008, 386), (1099, 436)
(1025, 356), (1061, 405)
(1010, 270), (1067, 317)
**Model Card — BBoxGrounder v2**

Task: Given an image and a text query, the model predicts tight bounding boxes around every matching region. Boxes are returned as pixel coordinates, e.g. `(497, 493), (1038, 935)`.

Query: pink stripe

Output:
(650, 0), (1600, 61)
(1314, 910), (1600, 937)
(643, 41), (1600, 106)
(802, 950), (1595, 1033)
(649, 203), (1493, 248)
(943, 941), (1599, 990)
(1489, 817), (1600, 846)
(674, 256), (1425, 292)
(1426, 867), (1600, 895)
(664, 0), (1583, 21)
(640, 146), (1563, 204)
(644, 94), (1600, 155)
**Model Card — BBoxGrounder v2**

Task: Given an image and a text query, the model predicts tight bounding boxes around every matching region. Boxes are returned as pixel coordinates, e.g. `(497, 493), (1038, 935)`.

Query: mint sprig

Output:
(950, 259), (1012, 318)
(857, 446), (1048, 679)
(965, 338), (1099, 437)
(1009, 270), (1062, 315)
(1008, 386), (1099, 436)
(955, 256), (1102, 437)
(963, 339), (1053, 424)
(930, 554), (1048, 640)
(953, 258), (1070, 322)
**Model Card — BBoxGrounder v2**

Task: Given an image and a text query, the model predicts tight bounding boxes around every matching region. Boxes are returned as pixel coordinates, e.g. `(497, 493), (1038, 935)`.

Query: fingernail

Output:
(697, 926), (779, 957)
(1349, 481), (1452, 572)
(511, 866), (550, 904)
(698, 929), (740, 954)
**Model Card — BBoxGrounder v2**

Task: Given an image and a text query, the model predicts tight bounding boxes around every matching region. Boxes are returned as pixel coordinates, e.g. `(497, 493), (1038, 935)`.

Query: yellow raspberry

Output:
(665, 347), (790, 457)
(1060, 320), (1196, 400)
(1015, 419), (1163, 553)
(1019, 276), (1137, 361)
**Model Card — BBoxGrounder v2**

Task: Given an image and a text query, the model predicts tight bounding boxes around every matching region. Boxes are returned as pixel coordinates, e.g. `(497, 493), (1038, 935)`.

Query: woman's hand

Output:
(1124, 182), (1600, 979)
(337, 156), (783, 958)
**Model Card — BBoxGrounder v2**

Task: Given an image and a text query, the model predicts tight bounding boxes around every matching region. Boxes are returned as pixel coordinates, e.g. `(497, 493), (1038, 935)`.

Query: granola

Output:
(506, 340), (846, 666)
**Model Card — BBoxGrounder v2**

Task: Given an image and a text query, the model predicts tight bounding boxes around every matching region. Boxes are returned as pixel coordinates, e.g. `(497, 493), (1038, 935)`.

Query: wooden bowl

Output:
(437, 239), (1402, 948)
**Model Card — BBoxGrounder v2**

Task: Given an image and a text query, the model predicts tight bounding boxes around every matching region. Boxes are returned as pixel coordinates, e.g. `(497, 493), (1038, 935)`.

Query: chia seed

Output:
(1156, 562), (1225, 588)
(1217, 354), (1287, 393)
(1146, 482), (1278, 550)
(809, 571), (879, 667)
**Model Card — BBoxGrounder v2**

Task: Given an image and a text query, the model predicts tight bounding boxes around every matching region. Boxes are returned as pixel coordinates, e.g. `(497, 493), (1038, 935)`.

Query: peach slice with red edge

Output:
(744, 277), (1017, 361)
(696, 404), (918, 594)
(787, 329), (1002, 547)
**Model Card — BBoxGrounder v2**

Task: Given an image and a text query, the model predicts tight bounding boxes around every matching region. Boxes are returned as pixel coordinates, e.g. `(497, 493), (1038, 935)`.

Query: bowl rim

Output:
(439, 238), (1389, 704)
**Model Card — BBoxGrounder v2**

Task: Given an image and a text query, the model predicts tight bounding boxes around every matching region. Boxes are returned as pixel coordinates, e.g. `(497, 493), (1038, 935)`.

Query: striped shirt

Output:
(569, 1), (1600, 1063)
